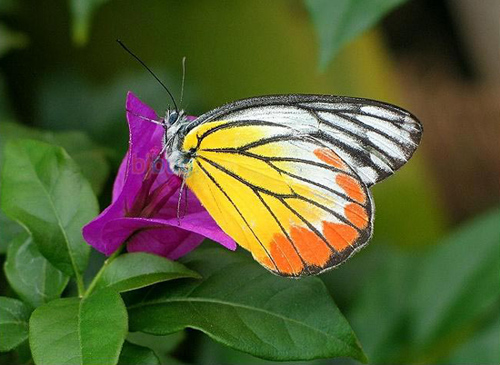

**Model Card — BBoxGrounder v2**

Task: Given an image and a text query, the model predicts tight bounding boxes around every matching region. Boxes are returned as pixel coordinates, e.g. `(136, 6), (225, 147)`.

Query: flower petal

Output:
(119, 92), (165, 207)
(112, 155), (128, 203)
(83, 92), (236, 258)
(126, 226), (204, 260)
(82, 199), (129, 255)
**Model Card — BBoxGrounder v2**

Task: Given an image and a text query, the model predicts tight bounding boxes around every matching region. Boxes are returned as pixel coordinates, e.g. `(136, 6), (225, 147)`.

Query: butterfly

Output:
(162, 94), (422, 277)
(116, 40), (422, 277)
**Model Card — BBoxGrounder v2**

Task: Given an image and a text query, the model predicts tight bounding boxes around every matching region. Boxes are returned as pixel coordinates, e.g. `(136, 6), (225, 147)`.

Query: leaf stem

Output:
(83, 244), (125, 299)
(76, 273), (85, 297)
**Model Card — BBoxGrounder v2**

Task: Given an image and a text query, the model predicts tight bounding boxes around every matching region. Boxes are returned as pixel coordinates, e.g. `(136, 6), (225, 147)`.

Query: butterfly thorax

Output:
(164, 109), (194, 176)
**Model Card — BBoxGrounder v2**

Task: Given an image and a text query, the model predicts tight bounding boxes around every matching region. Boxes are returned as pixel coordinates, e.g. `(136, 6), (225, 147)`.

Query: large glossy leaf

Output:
(127, 246), (366, 362)
(0, 122), (108, 254)
(30, 289), (128, 365)
(0, 139), (98, 277)
(305, 0), (407, 69)
(408, 208), (500, 361)
(94, 252), (201, 293)
(4, 233), (69, 308)
(118, 341), (160, 365)
(195, 334), (335, 365)
(0, 297), (31, 352)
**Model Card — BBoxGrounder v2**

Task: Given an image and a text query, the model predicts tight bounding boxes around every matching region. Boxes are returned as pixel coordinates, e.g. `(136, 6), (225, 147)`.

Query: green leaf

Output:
(305, 0), (407, 69)
(48, 131), (111, 195)
(409, 208), (500, 361)
(346, 246), (418, 363)
(94, 252), (201, 293)
(0, 139), (98, 278)
(0, 211), (22, 254)
(4, 233), (69, 308)
(0, 123), (109, 254)
(0, 121), (110, 195)
(0, 297), (31, 352)
(118, 341), (160, 365)
(127, 331), (185, 365)
(30, 289), (128, 365)
(195, 334), (333, 365)
(345, 209), (500, 363)
(69, 0), (111, 46)
(128, 246), (366, 362)
(445, 311), (500, 364)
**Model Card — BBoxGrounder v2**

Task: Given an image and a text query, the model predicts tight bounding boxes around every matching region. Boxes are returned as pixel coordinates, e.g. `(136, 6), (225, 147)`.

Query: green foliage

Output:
(118, 341), (160, 365)
(305, 0), (408, 69)
(0, 140), (97, 281)
(4, 233), (69, 308)
(0, 209), (22, 254)
(128, 246), (367, 362)
(0, 121), (110, 195)
(408, 208), (500, 362)
(29, 289), (128, 365)
(0, 23), (28, 58)
(69, 0), (111, 45)
(445, 312), (500, 364)
(0, 122), (109, 254)
(347, 208), (500, 363)
(0, 297), (31, 352)
(126, 331), (185, 365)
(93, 252), (201, 293)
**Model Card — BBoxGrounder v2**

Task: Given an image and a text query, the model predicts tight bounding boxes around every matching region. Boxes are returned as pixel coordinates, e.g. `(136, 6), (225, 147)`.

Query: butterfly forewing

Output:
(186, 95), (422, 186)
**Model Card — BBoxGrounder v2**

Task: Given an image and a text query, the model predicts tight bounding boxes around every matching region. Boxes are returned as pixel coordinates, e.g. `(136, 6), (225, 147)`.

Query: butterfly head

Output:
(163, 108), (187, 141)
(164, 108), (185, 126)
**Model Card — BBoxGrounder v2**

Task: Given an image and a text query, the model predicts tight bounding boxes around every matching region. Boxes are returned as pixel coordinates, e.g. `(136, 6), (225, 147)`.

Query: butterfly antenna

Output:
(180, 56), (186, 106)
(117, 39), (178, 112)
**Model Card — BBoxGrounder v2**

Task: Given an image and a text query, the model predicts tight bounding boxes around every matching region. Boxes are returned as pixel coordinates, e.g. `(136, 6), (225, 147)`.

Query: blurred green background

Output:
(0, 0), (498, 364)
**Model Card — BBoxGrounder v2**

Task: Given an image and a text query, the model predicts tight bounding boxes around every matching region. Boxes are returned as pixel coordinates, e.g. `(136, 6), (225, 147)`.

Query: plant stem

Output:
(76, 273), (85, 297)
(82, 244), (125, 299)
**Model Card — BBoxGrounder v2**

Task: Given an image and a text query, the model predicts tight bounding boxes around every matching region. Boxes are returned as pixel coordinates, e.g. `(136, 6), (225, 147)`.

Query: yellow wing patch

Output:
(183, 120), (373, 276)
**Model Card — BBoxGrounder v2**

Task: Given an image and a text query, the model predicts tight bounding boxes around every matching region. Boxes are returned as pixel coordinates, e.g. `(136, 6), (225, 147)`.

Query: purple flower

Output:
(83, 92), (236, 259)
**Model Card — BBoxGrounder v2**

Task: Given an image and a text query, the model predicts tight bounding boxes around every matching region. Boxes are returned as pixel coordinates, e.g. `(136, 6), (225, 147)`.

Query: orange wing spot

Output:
(345, 203), (369, 229)
(267, 234), (304, 275)
(322, 222), (359, 251)
(336, 174), (366, 203)
(291, 226), (332, 267)
(314, 148), (347, 169)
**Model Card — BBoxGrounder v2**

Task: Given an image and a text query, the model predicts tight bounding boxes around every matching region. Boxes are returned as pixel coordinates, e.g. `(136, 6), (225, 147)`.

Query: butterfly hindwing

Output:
(181, 118), (373, 276)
